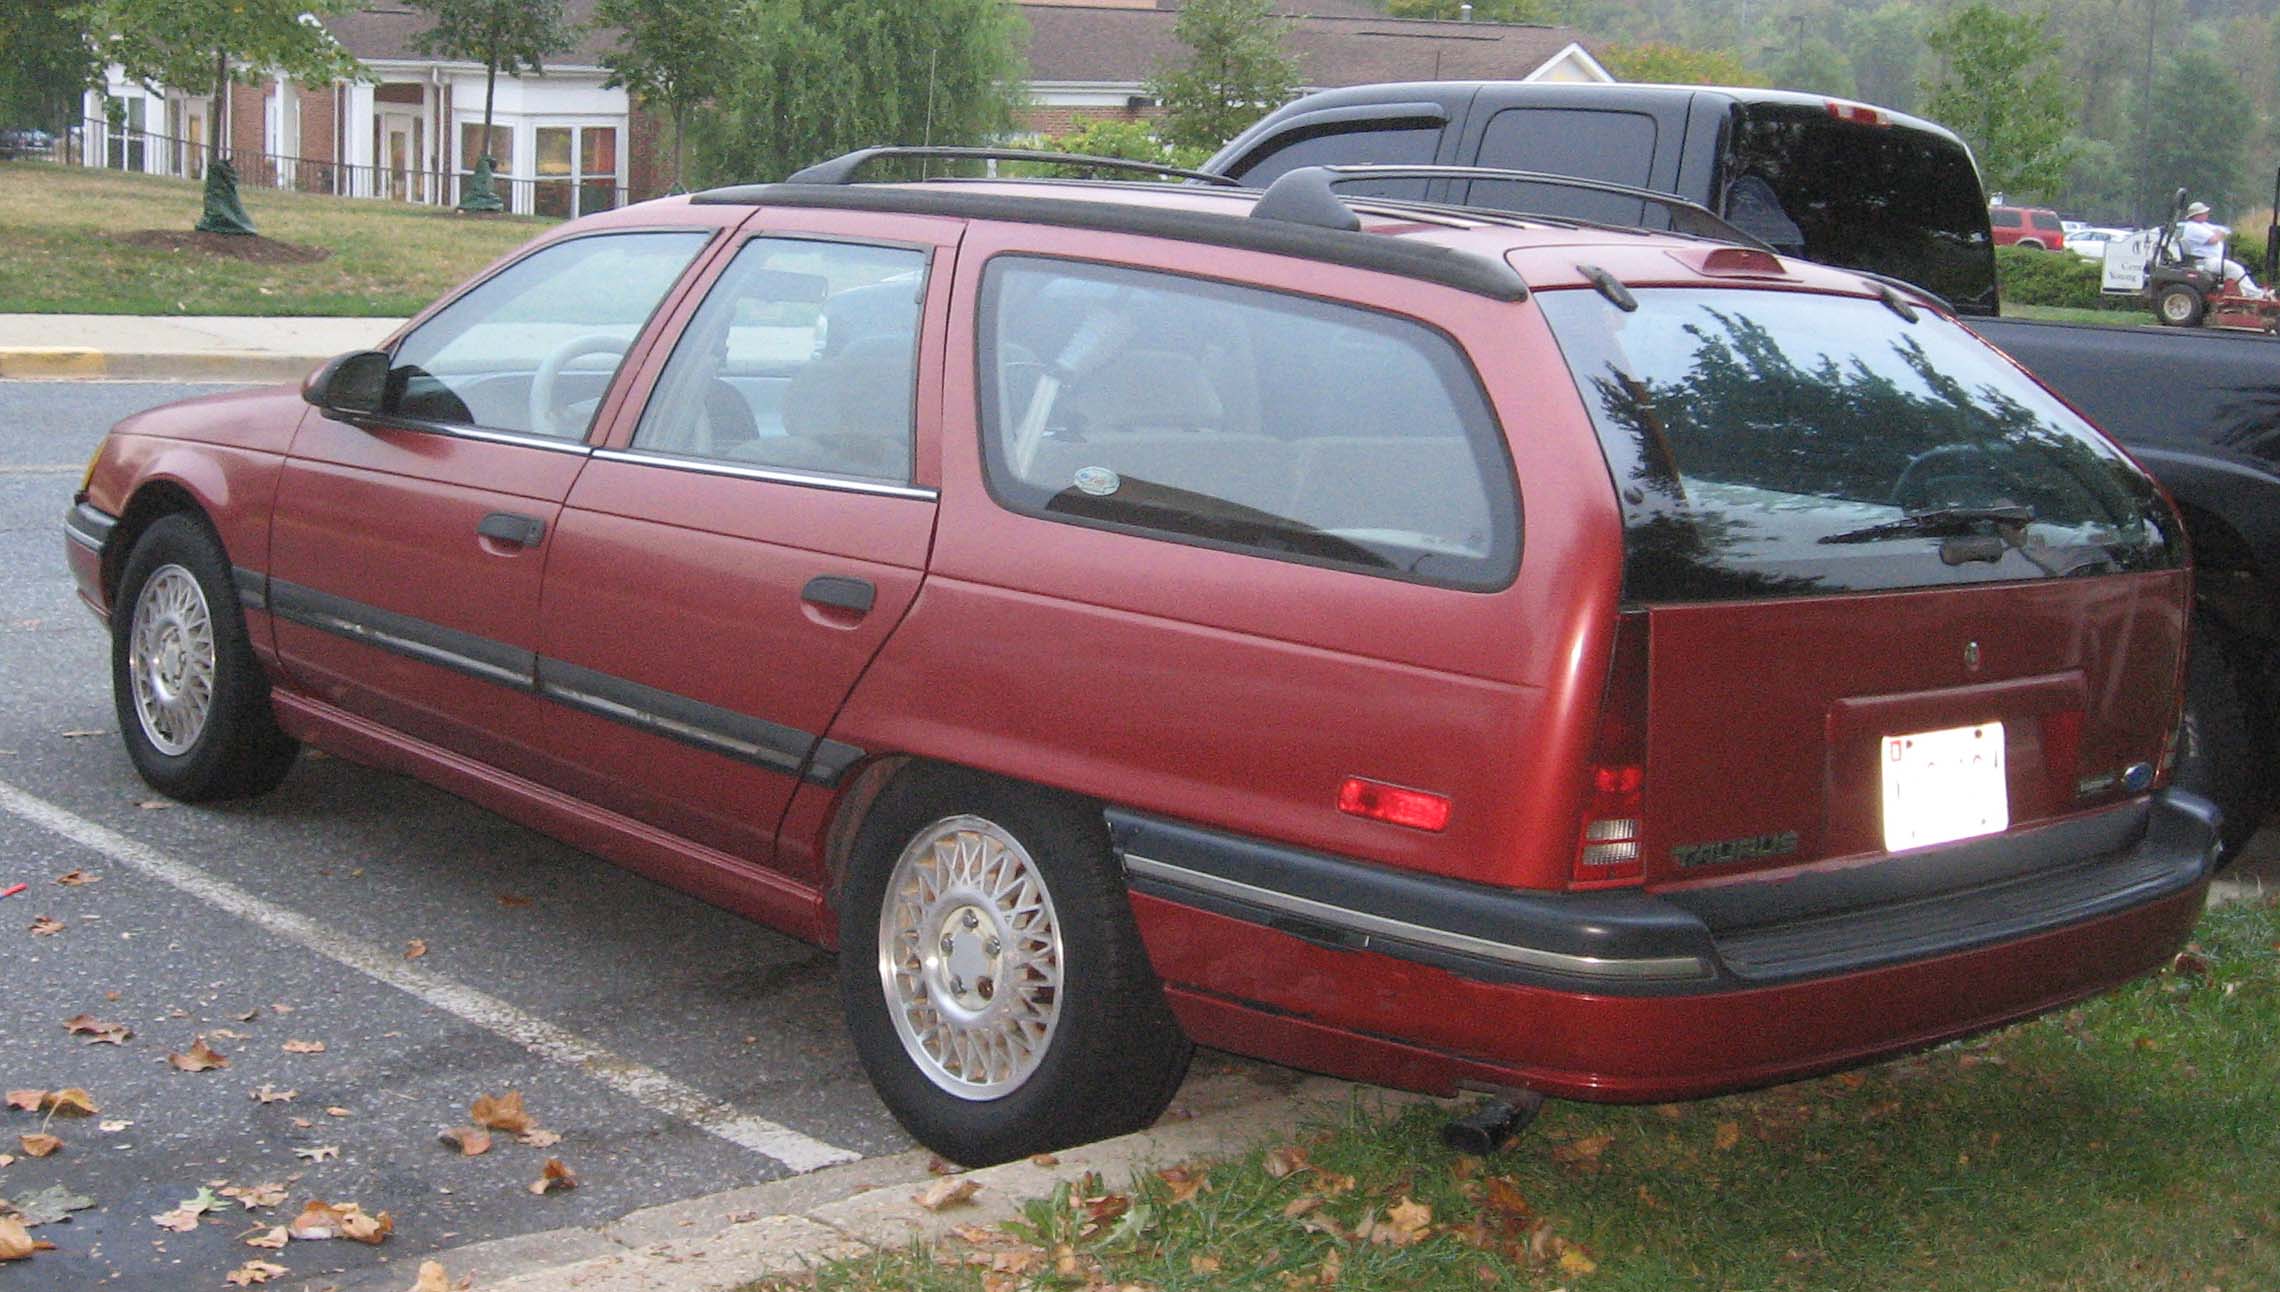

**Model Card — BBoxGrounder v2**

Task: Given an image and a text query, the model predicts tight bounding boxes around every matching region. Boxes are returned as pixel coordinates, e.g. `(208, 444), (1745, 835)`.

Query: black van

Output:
(1203, 82), (2000, 316)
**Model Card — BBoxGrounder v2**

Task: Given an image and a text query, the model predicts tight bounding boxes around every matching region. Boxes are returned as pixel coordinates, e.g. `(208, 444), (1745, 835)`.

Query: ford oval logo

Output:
(1073, 466), (1121, 497)
(2121, 761), (2155, 792)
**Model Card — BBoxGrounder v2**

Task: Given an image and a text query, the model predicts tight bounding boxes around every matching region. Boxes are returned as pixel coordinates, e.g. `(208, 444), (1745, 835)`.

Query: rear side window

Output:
(1990, 208), (2022, 228)
(1726, 105), (1996, 315)
(1468, 107), (1659, 227)
(978, 257), (1519, 589)
(1538, 287), (2180, 603)
(1222, 121), (1440, 201)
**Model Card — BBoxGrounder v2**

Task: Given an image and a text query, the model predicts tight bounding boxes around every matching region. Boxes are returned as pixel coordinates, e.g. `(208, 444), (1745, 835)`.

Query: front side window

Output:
(979, 258), (1518, 589)
(1538, 287), (2181, 603)
(386, 231), (709, 439)
(632, 238), (926, 483)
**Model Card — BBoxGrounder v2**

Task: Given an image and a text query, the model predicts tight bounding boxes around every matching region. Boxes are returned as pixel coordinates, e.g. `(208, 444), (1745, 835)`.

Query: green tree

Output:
(1766, 34), (1856, 97)
(72, 0), (361, 155)
(0, 0), (97, 130)
(595, 0), (743, 191)
(1922, 2), (2076, 198)
(1841, 2), (1924, 114)
(1601, 40), (1765, 86)
(692, 0), (1026, 186)
(1149, 0), (1299, 153)
(1383, 0), (1552, 21)
(1013, 117), (1211, 177)
(408, 0), (574, 208)
(2146, 48), (2255, 219)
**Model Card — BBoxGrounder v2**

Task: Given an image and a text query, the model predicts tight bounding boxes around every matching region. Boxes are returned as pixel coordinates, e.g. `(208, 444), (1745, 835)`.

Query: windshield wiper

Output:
(1818, 505), (2036, 545)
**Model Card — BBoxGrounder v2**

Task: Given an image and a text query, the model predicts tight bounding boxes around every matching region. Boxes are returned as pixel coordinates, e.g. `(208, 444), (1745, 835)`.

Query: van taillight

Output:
(1574, 611), (1650, 889)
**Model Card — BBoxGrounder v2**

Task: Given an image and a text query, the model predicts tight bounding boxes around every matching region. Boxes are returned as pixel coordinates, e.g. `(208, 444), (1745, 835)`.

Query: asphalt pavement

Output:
(0, 381), (915, 1287)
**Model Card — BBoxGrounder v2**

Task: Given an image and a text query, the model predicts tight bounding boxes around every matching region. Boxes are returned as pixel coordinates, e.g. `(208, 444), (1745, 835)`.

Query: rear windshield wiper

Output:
(1818, 505), (2036, 545)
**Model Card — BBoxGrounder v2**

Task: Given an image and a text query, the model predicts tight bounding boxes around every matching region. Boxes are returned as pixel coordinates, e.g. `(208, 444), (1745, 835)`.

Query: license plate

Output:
(1881, 722), (2008, 852)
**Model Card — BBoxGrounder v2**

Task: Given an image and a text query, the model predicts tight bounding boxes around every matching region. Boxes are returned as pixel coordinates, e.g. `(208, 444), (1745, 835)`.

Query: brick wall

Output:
(298, 85), (336, 165)
(227, 78), (269, 158)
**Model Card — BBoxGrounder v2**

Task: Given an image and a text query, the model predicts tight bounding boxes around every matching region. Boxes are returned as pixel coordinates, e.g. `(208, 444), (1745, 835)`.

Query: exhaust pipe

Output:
(1440, 1089), (1546, 1155)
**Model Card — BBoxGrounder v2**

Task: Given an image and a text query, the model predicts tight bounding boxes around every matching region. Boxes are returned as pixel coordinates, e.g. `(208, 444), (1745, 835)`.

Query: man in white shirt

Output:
(2177, 201), (2265, 297)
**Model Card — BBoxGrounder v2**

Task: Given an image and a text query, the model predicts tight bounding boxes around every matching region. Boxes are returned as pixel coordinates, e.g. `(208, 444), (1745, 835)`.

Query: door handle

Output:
(477, 512), (546, 548)
(801, 575), (876, 615)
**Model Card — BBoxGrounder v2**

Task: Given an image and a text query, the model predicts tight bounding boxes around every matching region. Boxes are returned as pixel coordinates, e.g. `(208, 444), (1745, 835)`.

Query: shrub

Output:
(1995, 244), (2137, 311)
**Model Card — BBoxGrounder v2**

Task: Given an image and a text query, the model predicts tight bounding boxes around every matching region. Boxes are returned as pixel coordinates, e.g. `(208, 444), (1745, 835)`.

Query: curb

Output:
(0, 347), (322, 383)
(341, 1070), (1432, 1292)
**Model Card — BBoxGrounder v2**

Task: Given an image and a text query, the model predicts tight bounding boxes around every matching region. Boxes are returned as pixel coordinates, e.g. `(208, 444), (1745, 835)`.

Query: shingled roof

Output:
(325, 1), (618, 69)
(1021, 2), (1602, 88)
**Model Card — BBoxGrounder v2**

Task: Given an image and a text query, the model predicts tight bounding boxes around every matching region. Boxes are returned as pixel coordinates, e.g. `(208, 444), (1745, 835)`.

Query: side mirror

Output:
(302, 350), (389, 417)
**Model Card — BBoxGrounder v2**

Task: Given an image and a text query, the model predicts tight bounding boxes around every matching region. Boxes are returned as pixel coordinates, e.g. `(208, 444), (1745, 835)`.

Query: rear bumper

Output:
(1116, 793), (2218, 1100)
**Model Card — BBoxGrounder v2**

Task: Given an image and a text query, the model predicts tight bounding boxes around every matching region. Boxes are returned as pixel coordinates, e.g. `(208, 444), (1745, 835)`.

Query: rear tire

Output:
(838, 765), (1192, 1165)
(2174, 614), (2270, 868)
(2158, 284), (2207, 327)
(111, 514), (298, 801)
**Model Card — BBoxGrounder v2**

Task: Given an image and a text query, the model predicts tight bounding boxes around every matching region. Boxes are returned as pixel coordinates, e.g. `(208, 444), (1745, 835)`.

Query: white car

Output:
(2069, 226), (2134, 261)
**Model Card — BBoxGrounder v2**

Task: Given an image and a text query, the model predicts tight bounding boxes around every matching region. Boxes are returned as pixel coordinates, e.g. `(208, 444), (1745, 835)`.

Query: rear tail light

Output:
(1574, 611), (1651, 889)
(1826, 99), (1890, 127)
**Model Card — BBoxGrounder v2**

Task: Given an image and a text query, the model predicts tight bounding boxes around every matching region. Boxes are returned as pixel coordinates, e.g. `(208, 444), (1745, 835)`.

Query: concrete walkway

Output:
(0, 313), (405, 382)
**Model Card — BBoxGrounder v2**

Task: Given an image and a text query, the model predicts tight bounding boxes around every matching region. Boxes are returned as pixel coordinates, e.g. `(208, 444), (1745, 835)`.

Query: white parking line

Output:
(0, 778), (863, 1174)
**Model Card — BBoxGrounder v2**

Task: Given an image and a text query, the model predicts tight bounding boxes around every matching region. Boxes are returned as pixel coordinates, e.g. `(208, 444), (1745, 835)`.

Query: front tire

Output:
(111, 514), (298, 801)
(838, 765), (1192, 1165)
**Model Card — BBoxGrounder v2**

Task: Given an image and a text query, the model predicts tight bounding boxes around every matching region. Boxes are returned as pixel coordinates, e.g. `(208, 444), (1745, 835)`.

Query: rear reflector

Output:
(1338, 776), (1451, 833)
(1826, 99), (1890, 127)
(1575, 612), (1651, 888)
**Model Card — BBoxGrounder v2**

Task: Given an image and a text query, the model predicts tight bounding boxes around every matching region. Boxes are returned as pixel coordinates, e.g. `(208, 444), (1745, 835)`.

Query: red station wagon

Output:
(65, 150), (2219, 1166)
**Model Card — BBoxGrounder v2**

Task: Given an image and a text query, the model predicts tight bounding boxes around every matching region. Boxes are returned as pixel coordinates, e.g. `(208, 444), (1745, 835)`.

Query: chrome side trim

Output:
(592, 448), (938, 500)
(1123, 852), (1712, 982)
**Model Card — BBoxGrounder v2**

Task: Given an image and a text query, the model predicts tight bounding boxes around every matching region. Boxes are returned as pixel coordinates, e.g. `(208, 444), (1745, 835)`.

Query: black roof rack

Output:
(780, 145), (1242, 188)
(1250, 165), (1772, 252)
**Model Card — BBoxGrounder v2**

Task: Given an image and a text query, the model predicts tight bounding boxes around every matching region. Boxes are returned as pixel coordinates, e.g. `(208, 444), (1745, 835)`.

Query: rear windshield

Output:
(1725, 105), (1997, 315)
(1538, 287), (2182, 604)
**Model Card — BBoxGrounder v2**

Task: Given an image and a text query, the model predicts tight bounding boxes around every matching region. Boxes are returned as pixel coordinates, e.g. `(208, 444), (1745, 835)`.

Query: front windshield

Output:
(1538, 287), (2182, 603)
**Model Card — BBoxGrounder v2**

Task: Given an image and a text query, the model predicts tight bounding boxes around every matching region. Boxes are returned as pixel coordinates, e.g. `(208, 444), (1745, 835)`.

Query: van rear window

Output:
(1538, 287), (2182, 603)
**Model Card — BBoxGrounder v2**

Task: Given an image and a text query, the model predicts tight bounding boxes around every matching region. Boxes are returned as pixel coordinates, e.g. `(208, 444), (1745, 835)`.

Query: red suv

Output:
(1991, 203), (2068, 250)
(65, 151), (2217, 1166)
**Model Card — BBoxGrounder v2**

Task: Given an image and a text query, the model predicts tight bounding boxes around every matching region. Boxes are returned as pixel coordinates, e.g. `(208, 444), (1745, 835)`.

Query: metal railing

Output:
(46, 117), (652, 218)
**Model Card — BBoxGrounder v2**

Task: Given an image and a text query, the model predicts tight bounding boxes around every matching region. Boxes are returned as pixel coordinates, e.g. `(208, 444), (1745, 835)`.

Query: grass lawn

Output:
(0, 161), (557, 316)
(2001, 302), (2160, 327)
(773, 898), (2280, 1291)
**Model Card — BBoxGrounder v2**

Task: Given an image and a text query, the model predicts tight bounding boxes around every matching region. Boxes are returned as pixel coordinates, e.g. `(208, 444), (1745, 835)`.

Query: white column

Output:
(344, 81), (376, 196)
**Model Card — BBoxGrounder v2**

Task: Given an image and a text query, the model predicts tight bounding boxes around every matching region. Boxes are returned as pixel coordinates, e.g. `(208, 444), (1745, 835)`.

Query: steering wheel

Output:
(528, 333), (629, 438)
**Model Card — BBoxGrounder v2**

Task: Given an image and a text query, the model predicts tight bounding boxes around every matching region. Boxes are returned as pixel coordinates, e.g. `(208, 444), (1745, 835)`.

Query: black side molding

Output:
(64, 502), (117, 554)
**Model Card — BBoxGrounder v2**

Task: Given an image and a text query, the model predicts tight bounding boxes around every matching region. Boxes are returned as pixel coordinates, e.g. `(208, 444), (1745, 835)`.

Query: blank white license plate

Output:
(1881, 722), (2008, 853)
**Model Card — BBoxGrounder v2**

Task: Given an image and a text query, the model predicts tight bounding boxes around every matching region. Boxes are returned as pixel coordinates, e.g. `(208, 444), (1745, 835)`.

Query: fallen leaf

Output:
(225, 1259), (289, 1286)
(1559, 1245), (1599, 1276)
(9, 1185), (94, 1226)
(914, 1177), (981, 1211)
(0, 1154), (12, 1167)
(269, 1003), (293, 1014)
(925, 1155), (959, 1175)
(1264, 1144), (1312, 1179)
(27, 916), (62, 936)
(168, 1036), (229, 1072)
(325, 1107), (351, 1119)
(1191, 1254), (1222, 1274)
(151, 1207), (202, 1233)
(97, 1119), (130, 1133)
(135, 799), (172, 811)
(233, 1009), (259, 1022)
(496, 892), (532, 908)
(1027, 1152), (1059, 1167)
(292, 1145), (339, 1163)
(409, 1260), (451, 1292)
(250, 1086), (297, 1105)
(403, 940), (427, 960)
(53, 870), (96, 886)
(1282, 1195), (1324, 1220)
(0, 1216), (34, 1261)
(2170, 950), (2212, 978)
(1481, 1176), (1533, 1221)
(1155, 1166), (1207, 1204)
(18, 1134), (61, 1158)
(210, 1029), (247, 1041)
(280, 1039), (326, 1055)
(36, 1088), (95, 1117)
(1365, 1196), (1434, 1247)
(1315, 1246), (1343, 1286)
(528, 1158), (578, 1195)
(242, 1226), (288, 1249)
(517, 1128), (560, 1148)
(4, 1090), (42, 1112)
(221, 1183), (289, 1210)
(1714, 1120), (1742, 1151)
(342, 1208), (393, 1244)
(63, 1014), (131, 1045)
(469, 1090), (532, 1133)
(286, 1200), (349, 1240)
(1553, 1133), (1614, 1167)
(438, 1126), (491, 1156)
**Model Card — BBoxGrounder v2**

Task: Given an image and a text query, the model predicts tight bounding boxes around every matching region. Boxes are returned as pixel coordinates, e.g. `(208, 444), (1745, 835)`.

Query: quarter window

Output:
(978, 258), (1519, 588)
(632, 238), (927, 483)
(385, 231), (708, 439)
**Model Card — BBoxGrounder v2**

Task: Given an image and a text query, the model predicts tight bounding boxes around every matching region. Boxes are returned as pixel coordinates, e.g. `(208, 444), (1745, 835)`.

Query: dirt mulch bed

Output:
(112, 229), (332, 264)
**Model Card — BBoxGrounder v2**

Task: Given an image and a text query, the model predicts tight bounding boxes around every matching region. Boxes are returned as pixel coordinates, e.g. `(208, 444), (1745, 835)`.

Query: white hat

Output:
(2186, 201), (2212, 217)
